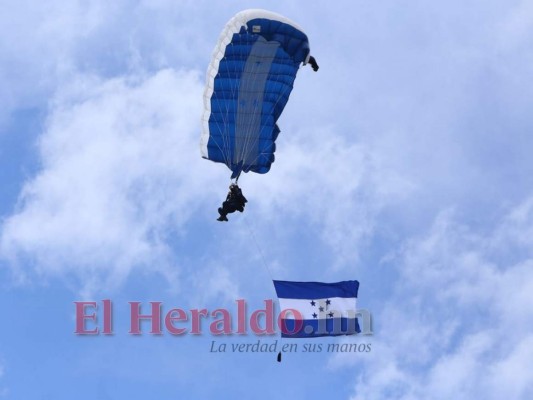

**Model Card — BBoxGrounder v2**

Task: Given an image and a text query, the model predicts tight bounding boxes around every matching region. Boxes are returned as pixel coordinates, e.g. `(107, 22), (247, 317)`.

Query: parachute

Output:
(201, 9), (315, 181)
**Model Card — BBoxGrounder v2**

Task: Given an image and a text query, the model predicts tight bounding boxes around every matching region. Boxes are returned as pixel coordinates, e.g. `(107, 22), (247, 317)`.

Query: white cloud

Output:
(243, 127), (414, 269)
(188, 262), (241, 306)
(328, 197), (533, 400)
(0, 0), (109, 125)
(0, 68), (215, 295)
(0, 0), (220, 127)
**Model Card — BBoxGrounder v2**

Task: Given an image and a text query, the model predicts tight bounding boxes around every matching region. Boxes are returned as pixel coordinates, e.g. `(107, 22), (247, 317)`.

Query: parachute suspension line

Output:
(207, 60), (232, 170)
(228, 172), (240, 187)
(238, 92), (291, 171)
(242, 213), (274, 283)
(235, 47), (298, 172)
(235, 43), (266, 170)
(242, 214), (286, 363)
(242, 76), (295, 171)
(209, 109), (230, 170)
(206, 38), (232, 169)
(206, 39), (242, 172)
(232, 39), (293, 174)
(219, 40), (239, 170)
(237, 49), (275, 170)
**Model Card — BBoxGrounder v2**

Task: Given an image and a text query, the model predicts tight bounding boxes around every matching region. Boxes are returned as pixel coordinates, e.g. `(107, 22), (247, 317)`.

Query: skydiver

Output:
(217, 183), (248, 222)
(308, 55), (319, 71)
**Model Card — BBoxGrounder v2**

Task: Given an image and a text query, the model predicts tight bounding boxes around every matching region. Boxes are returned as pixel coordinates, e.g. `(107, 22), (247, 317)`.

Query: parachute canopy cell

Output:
(200, 9), (312, 179)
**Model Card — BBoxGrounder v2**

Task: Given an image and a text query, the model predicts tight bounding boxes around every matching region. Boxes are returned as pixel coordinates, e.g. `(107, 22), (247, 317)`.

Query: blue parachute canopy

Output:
(201, 9), (312, 179)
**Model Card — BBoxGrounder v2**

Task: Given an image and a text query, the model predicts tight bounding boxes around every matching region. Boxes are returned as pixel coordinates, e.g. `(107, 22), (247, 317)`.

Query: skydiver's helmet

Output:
(229, 183), (238, 191)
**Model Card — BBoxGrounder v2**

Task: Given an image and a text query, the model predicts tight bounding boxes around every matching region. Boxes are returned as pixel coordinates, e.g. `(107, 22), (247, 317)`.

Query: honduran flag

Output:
(273, 280), (360, 338)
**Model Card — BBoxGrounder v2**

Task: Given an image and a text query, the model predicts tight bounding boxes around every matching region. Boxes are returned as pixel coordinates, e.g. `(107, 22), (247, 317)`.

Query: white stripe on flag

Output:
(278, 297), (357, 319)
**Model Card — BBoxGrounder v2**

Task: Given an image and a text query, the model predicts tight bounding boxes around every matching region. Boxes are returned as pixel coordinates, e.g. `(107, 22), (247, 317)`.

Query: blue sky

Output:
(1, 0), (533, 398)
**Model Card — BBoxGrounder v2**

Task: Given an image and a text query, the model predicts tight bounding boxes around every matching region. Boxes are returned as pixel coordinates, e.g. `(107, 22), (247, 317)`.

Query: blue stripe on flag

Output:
(279, 317), (361, 338)
(273, 280), (359, 299)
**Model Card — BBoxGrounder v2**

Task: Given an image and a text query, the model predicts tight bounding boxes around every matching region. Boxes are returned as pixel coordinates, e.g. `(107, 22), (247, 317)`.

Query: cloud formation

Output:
(1, 2), (533, 397)
(0, 69), (212, 295)
(329, 198), (533, 400)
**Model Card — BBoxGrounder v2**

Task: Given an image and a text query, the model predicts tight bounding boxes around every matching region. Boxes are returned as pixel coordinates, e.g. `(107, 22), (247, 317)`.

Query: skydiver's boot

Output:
(217, 208), (228, 222)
